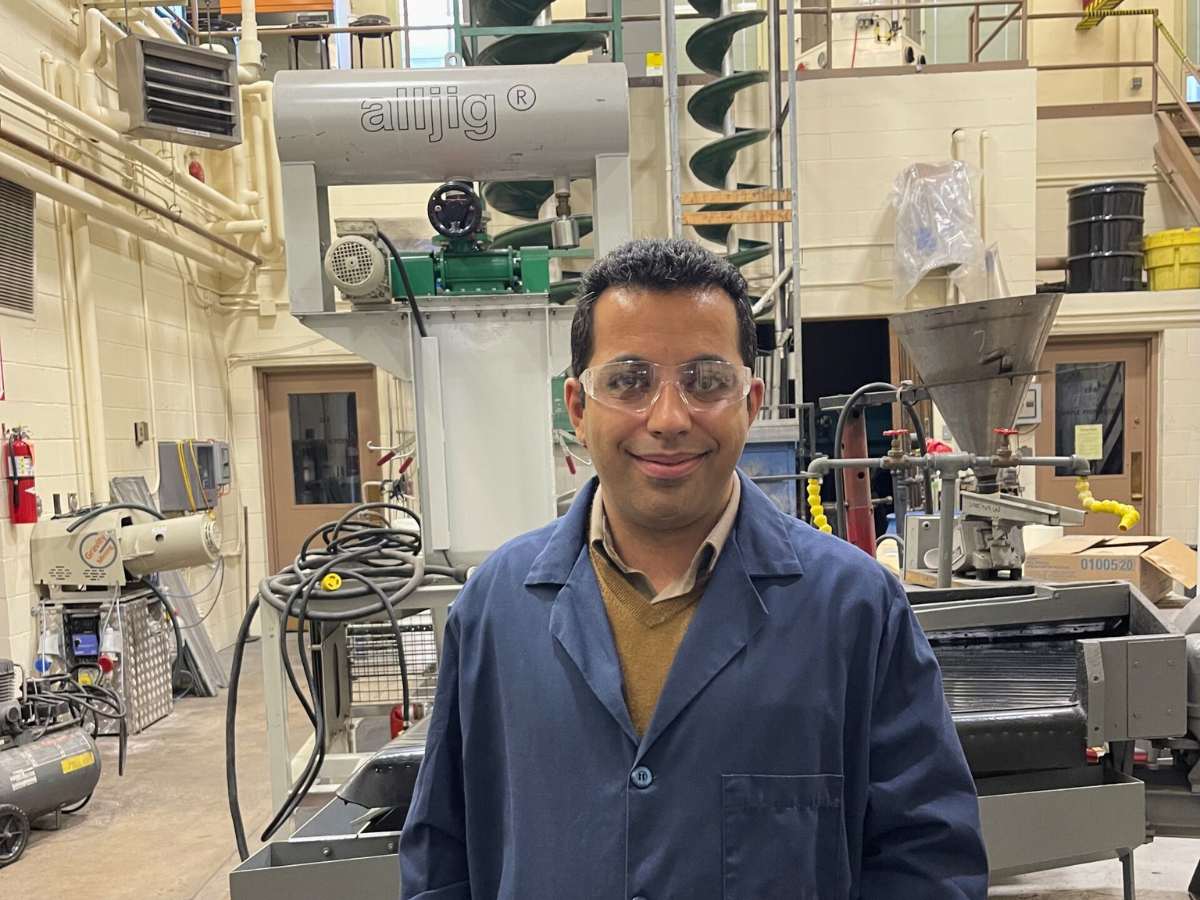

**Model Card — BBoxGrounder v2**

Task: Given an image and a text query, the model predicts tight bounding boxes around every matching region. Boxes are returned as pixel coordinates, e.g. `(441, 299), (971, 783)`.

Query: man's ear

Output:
(746, 377), (765, 422)
(564, 377), (587, 446)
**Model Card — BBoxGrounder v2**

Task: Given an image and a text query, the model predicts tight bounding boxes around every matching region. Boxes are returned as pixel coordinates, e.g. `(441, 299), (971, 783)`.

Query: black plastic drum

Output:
(1066, 181), (1146, 292)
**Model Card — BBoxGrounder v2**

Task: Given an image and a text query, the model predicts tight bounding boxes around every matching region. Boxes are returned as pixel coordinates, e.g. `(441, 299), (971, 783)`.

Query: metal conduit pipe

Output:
(937, 474), (957, 588)
(0, 122), (263, 265)
(750, 264), (792, 317)
(0, 62), (251, 220)
(0, 148), (247, 277)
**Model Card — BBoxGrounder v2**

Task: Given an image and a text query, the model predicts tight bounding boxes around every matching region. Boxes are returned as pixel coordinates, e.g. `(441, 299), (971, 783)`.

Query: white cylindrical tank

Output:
(120, 514), (222, 577)
(274, 63), (630, 186)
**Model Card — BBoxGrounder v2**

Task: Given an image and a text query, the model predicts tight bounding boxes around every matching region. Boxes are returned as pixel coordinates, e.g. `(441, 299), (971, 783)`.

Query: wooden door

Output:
(1034, 337), (1155, 535)
(261, 366), (380, 571)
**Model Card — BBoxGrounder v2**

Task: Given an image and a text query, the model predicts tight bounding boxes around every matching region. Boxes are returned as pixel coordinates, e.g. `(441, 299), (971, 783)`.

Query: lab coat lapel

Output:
(634, 537), (768, 761)
(548, 547), (641, 746)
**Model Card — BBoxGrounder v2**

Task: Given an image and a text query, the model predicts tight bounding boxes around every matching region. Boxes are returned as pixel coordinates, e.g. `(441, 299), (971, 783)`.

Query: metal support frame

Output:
(661, 0), (681, 238)
(452, 0), (624, 62)
(260, 582), (459, 820)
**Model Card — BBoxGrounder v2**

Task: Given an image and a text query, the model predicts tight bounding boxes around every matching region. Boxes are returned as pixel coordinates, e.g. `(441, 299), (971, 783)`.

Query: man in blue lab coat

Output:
(399, 238), (988, 899)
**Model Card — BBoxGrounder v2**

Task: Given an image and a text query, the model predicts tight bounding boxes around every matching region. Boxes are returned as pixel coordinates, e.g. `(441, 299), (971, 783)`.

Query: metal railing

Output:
(789, 2), (1196, 127)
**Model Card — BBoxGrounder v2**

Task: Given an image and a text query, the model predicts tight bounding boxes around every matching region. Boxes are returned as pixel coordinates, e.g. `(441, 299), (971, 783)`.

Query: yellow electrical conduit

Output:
(1076, 477), (1140, 532)
(807, 479), (833, 534)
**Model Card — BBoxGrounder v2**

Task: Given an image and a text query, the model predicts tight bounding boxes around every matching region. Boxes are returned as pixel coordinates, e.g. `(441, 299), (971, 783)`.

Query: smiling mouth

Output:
(629, 452), (708, 480)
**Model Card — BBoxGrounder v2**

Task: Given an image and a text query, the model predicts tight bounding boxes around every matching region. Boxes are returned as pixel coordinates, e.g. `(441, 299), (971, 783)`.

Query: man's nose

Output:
(646, 379), (692, 436)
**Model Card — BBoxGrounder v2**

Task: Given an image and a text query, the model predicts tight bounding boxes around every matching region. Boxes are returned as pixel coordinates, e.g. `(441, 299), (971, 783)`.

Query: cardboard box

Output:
(1024, 535), (1198, 601)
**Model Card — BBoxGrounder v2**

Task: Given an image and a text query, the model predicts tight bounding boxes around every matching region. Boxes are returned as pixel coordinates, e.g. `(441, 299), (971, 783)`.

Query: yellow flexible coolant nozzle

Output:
(807, 478), (833, 533)
(1076, 477), (1140, 532)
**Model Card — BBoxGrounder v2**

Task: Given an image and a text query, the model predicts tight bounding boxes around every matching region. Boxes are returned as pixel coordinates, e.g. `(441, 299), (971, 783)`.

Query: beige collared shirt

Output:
(589, 475), (741, 603)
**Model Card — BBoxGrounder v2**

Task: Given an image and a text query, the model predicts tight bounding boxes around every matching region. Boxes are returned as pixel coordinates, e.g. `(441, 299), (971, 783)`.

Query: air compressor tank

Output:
(0, 727), (102, 822)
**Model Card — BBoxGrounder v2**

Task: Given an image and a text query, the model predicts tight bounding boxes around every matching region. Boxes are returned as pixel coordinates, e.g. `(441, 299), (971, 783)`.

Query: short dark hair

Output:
(570, 238), (757, 377)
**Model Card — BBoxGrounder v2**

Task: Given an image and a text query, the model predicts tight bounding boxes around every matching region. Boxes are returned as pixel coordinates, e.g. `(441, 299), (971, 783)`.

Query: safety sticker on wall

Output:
(646, 52), (663, 76)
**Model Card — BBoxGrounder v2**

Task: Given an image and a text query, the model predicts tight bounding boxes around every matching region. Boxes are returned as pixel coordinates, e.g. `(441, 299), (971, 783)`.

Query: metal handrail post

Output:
(786, 0), (803, 405)
(660, 0), (681, 238)
(1020, 0), (1028, 63)
(826, 3), (833, 73)
(1152, 25), (1159, 113)
(977, 3), (1022, 60)
(769, 0), (785, 272)
(612, 0), (623, 61)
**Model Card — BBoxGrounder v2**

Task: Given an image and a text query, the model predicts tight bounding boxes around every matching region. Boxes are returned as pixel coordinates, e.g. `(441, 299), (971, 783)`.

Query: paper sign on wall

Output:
(1075, 423), (1104, 460)
(646, 52), (663, 76)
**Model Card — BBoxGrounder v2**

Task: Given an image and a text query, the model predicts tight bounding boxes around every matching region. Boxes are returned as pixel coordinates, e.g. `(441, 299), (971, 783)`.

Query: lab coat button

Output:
(630, 766), (652, 788)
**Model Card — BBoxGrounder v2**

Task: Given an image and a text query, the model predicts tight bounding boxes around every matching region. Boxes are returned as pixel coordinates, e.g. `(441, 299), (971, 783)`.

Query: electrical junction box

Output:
(157, 440), (231, 512)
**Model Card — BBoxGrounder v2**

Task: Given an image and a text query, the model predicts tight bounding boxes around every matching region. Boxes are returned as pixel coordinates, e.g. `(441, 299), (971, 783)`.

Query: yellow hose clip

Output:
(1076, 477), (1140, 532)
(321, 573), (342, 592)
(807, 478), (832, 533)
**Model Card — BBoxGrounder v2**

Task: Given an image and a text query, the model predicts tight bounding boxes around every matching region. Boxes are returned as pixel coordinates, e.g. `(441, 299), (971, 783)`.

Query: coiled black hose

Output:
(225, 502), (467, 861)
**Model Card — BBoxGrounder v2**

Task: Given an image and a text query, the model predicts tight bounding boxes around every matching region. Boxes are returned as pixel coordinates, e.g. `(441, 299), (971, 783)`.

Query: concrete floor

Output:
(2, 646), (1198, 899)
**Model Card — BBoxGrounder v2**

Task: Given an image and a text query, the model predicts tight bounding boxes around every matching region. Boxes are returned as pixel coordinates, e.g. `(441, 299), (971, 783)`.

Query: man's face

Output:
(564, 286), (764, 533)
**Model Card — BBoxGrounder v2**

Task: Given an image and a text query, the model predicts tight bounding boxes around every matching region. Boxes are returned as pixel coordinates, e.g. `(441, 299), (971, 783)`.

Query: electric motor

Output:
(324, 235), (390, 300)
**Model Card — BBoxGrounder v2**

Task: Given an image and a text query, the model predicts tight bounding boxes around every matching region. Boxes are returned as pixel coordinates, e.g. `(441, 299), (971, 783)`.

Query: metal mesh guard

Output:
(347, 612), (438, 707)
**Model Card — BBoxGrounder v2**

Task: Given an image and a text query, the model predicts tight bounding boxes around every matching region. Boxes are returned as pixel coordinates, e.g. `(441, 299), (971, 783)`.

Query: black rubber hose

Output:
(832, 382), (897, 541)
(376, 231), (429, 338)
(901, 400), (935, 515)
(65, 503), (165, 533)
(226, 596), (259, 862)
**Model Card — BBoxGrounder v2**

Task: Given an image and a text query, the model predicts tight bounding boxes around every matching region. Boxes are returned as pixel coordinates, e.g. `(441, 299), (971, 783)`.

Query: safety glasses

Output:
(580, 360), (753, 414)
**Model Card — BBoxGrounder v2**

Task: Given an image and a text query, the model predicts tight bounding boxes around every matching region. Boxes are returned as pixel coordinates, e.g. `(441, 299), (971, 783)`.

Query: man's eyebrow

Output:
(599, 353), (733, 365)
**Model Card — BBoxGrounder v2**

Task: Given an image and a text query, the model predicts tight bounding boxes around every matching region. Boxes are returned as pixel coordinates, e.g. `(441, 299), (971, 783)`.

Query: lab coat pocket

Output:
(722, 773), (848, 900)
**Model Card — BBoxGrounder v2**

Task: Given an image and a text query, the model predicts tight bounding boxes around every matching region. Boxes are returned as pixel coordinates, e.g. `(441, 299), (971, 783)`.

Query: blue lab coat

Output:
(399, 471), (987, 900)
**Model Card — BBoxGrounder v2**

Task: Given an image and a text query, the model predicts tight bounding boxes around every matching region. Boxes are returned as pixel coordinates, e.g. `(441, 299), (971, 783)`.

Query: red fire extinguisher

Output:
(6, 426), (37, 524)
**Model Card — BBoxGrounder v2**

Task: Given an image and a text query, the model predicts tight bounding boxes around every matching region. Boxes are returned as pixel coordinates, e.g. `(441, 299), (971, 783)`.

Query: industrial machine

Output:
(30, 504), (222, 731)
(810, 293), (1136, 586)
(229, 585), (1200, 899)
(235, 62), (633, 832)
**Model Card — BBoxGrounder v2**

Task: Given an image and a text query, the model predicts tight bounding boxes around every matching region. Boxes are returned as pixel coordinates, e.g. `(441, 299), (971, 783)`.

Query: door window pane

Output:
(290, 392), (362, 504)
(1054, 362), (1124, 476)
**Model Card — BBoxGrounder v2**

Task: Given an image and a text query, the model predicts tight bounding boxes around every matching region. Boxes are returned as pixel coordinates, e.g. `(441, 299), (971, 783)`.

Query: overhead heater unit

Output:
(115, 34), (241, 150)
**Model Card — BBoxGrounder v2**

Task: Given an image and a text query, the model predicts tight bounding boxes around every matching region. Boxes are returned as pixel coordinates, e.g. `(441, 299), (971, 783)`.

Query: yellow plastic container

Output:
(1143, 227), (1199, 291)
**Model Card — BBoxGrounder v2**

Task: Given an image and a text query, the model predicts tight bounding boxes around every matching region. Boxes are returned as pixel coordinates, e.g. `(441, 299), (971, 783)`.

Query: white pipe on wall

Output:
(68, 200), (112, 503)
(54, 191), (95, 503)
(81, 9), (130, 131)
(0, 63), (251, 221)
(240, 0), (263, 84)
(137, 238), (163, 493)
(0, 149), (247, 277)
(42, 54), (95, 502)
(243, 81), (285, 255)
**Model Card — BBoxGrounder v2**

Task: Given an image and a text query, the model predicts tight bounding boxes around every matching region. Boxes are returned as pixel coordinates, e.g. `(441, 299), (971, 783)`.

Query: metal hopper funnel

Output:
(889, 294), (1062, 456)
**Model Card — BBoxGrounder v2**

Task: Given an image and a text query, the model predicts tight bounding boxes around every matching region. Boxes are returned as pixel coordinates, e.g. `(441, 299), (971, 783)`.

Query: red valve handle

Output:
(397, 456), (414, 475)
(882, 429), (909, 437)
(993, 428), (1018, 435)
(565, 455), (577, 475)
(377, 450), (397, 466)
